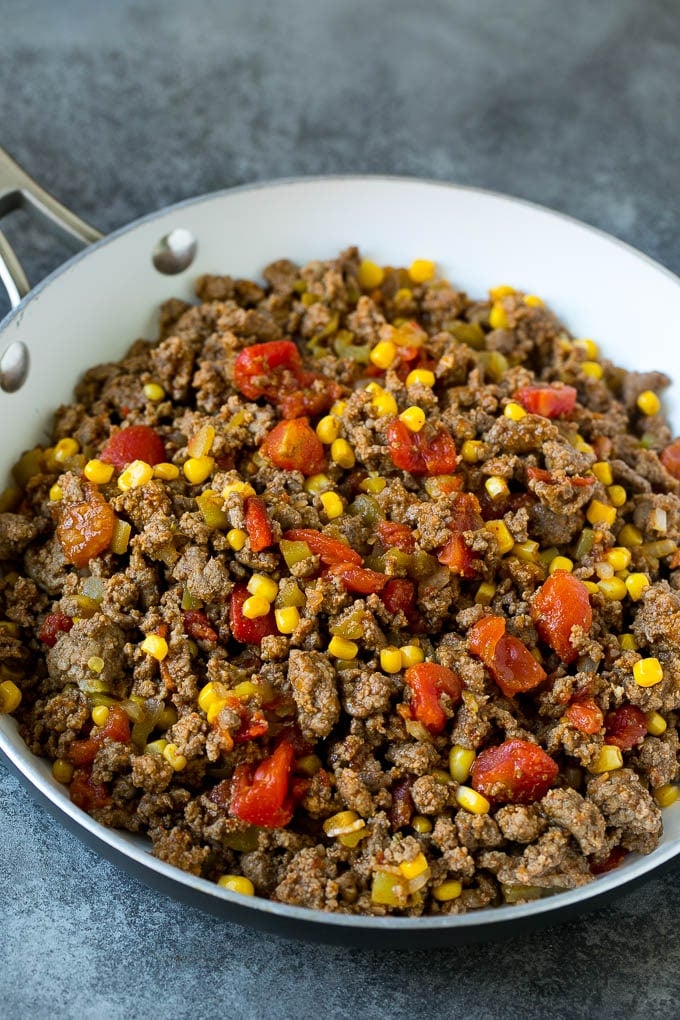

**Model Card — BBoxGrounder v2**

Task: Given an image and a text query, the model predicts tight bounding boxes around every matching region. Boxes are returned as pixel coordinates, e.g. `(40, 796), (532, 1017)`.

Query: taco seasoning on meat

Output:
(1, 248), (679, 916)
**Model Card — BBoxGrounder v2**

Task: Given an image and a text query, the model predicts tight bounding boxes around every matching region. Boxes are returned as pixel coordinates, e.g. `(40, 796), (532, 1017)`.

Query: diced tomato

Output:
(229, 738), (296, 827)
(437, 493), (483, 578)
(261, 418), (325, 476)
(69, 767), (111, 811)
(661, 438), (680, 480)
(234, 708), (269, 744)
(380, 578), (418, 625)
(57, 491), (116, 568)
(282, 528), (362, 566)
(403, 662), (462, 735)
(378, 520), (415, 553)
(563, 697), (604, 735)
(183, 610), (218, 643)
(327, 563), (388, 594)
(604, 704), (648, 750)
(589, 846), (629, 875)
(470, 738), (559, 804)
(514, 385), (577, 418)
(229, 583), (277, 644)
(468, 615), (547, 697)
(233, 340), (303, 402)
(527, 466), (594, 487)
(100, 424), (166, 468)
(279, 377), (343, 420)
(69, 738), (100, 767)
(244, 496), (274, 552)
(69, 705), (131, 767)
(38, 611), (73, 648)
(531, 570), (592, 664)
(385, 419), (458, 476)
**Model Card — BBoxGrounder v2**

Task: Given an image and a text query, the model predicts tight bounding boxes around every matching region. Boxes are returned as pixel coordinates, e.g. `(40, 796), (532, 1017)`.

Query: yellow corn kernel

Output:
(625, 573), (650, 602)
(145, 738), (168, 756)
(316, 416), (340, 445)
(592, 461), (613, 485)
(141, 634), (169, 661)
(523, 294), (544, 308)
(399, 852), (429, 880)
(489, 284), (515, 301)
(360, 474), (387, 494)
(118, 459), (154, 491)
(637, 390), (661, 416)
(323, 810), (364, 839)
(449, 746), (476, 783)
(633, 657), (663, 687)
(618, 523), (643, 547)
(320, 491), (344, 519)
(330, 438), (355, 469)
(646, 711), (667, 736)
(331, 400), (347, 417)
(84, 459), (115, 485)
(222, 480), (256, 499)
(456, 785), (490, 815)
(586, 500), (617, 527)
(573, 434), (594, 456)
(461, 440), (484, 463)
(607, 485), (627, 507)
(358, 259), (384, 290)
(52, 759), (74, 784)
(412, 815), (433, 834)
(247, 573), (278, 603)
(217, 875), (255, 896)
(512, 540), (540, 563)
(198, 681), (226, 713)
(549, 555), (574, 574)
(400, 644), (424, 667)
(485, 475), (510, 500)
(408, 259), (436, 283)
(620, 633), (637, 651)
(53, 437), (80, 463)
(91, 704), (110, 727)
(484, 519), (514, 555)
(183, 456), (214, 485)
(597, 577), (627, 601)
(206, 698), (228, 724)
(110, 518), (132, 555)
(475, 581), (496, 606)
(488, 302), (509, 330)
(433, 879), (463, 902)
(232, 681), (260, 700)
(589, 744), (623, 774)
(242, 595), (271, 619)
(581, 360), (604, 380)
(399, 406), (426, 433)
(329, 635), (358, 660)
(49, 483), (63, 502)
(654, 784), (679, 808)
(154, 462), (180, 481)
(605, 547), (632, 571)
(406, 369), (436, 388)
(162, 742), (187, 771)
(372, 391), (399, 417)
(371, 871), (409, 907)
(583, 581), (600, 595)
(575, 338), (599, 360)
(275, 606), (300, 634)
(304, 473), (332, 495)
(370, 340), (398, 370)
(0, 679), (21, 714)
(227, 528), (247, 551)
(188, 425), (215, 458)
(504, 401), (527, 421)
(380, 647), (403, 674)
(143, 382), (165, 402)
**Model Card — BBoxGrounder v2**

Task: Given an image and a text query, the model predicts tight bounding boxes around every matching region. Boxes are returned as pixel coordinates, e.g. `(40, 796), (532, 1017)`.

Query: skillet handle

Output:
(0, 146), (103, 309)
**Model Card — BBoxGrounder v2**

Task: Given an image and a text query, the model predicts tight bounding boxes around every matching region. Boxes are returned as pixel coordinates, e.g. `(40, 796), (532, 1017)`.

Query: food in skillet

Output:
(1, 248), (680, 915)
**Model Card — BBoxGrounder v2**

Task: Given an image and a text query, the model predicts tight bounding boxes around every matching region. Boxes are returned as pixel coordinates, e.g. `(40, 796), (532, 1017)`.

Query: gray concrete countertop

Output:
(2, 2), (680, 1016)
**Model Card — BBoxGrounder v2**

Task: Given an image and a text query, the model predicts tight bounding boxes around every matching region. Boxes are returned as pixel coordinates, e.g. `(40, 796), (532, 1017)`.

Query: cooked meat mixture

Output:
(2, 249), (680, 916)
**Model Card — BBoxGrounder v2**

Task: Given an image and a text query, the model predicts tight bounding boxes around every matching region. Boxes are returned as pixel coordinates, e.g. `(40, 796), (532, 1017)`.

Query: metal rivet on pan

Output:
(0, 340), (30, 393)
(152, 228), (198, 275)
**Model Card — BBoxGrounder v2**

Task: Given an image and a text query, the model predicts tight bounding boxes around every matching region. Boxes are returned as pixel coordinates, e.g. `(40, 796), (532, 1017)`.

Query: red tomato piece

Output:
(563, 697), (604, 735)
(471, 738), (559, 804)
(380, 578), (418, 625)
(99, 704), (132, 744)
(589, 846), (629, 875)
(69, 768), (111, 811)
(385, 420), (458, 476)
(328, 563), (389, 594)
(244, 496), (275, 552)
(183, 610), (218, 643)
(604, 704), (648, 750)
(261, 418), (325, 476)
(660, 439), (680, 480)
(282, 528), (362, 566)
(57, 493), (116, 568)
(38, 612), (73, 648)
(100, 424), (166, 468)
(514, 385), (578, 418)
(229, 583), (277, 644)
(278, 375), (343, 420)
(69, 738), (100, 767)
(403, 662), (463, 735)
(531, 570), (593, 664)
(229, 738), (296, 827)
(233, 340), (303, 402)
(437, 533), (476, 578)
(527, 466), (594, 487)
(378, 520), (416, 553)
(468, 615), (547, 697)
(234, 708), (269, 744)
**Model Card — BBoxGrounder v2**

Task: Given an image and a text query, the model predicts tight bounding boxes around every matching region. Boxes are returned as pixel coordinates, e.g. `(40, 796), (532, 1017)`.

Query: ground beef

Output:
(587, 770), (662, 854)
(287, 649), (340, 740)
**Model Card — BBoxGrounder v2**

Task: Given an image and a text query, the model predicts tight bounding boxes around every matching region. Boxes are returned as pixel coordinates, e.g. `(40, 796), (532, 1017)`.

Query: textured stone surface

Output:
(2, 1), (680, 1016)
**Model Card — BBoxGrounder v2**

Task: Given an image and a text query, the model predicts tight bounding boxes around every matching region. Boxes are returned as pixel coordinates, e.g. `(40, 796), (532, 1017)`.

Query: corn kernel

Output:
(331, 399), (347, 417)
(605, 547), (632, 571)
(549, 555), (573, 574)
(449, 746), (476, 783)
(53, 437), (80, 463)
(162, 742), (187, 771)
(217, 875), (255, 896)
(625, 572), (650, 601)
(597, 577), (627, 601)
(575, 338), (599, 360)
(198, 681), (227, 713)
(399, 406), (426, 433)
(358, 259), (384, 290)
(329, 635), (358, 660)
(592, 462), (613, 485)
(222, 480), (256, 499)
(475, 581), (496, 606)
(275, 606), (300, 634)
(84, 459), (114, 485)
(330, 438), (355, 469)
(512, 540), (540, 563)
(654, 784), (679, 808)
(504, 401), (527, 421)
(633, 657), (663, 687)
(316, 416), (340, 445)
(461, 440), (484, 463)
(227, 528), (247, 551)
(232, 681), (260, 701)
(620, 633), (637, 651)
(586, 499), (617, 527)
(583, 581), (599, 595)
(380, 647), (403, 674)
(408, 259), (436, 283)
(183, 455), (214, 485)
(0, 679), (21, 713)
(370, 340), (397, 370)
(646, 710), (667, 736)
(247, 573), (278, 603)
(304, 473), (332, 495)
(143, 382), (165, 402)
(483, 520), (513, 555)
(52, 759), (74, 784)
(320, 491), (344, 519)
(91, 705), (110, 727)
(372, 391), (399, 417)
(400, 644), (424, 667)
(573, 434), (594, 456)
(323, 810), (363, 837)
(589, 744), (623, 774)
(607, 485), (627, 507)
(433, 880), (463, 902)
(489, 285), (515, 301)
(412, 815), (433, 834)
(242, 595), (271, 619)
(488, 302), (509, 330)
(49, 483), (63, 502)
(406, 369), (436, 388)
(141, 634), (169, 661)
(582, 360), (604, 380)
(523, 294), (544, 308)
(154, 462), (180, 481)
(399, 852), (429, 880)
(618, 523), (643, 547)
(360, 475), (387, 494)
(637, 390), (661, 416)
(206, 698), (228, 724)
(145, 738), (168, 755)
(118, 459), (154, 491)
(456, 785), (490, 814)
(485, 475), (510, 499)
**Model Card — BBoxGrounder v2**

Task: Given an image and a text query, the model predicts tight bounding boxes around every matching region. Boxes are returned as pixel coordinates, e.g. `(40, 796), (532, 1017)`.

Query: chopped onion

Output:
(648, 507), (668, 534)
